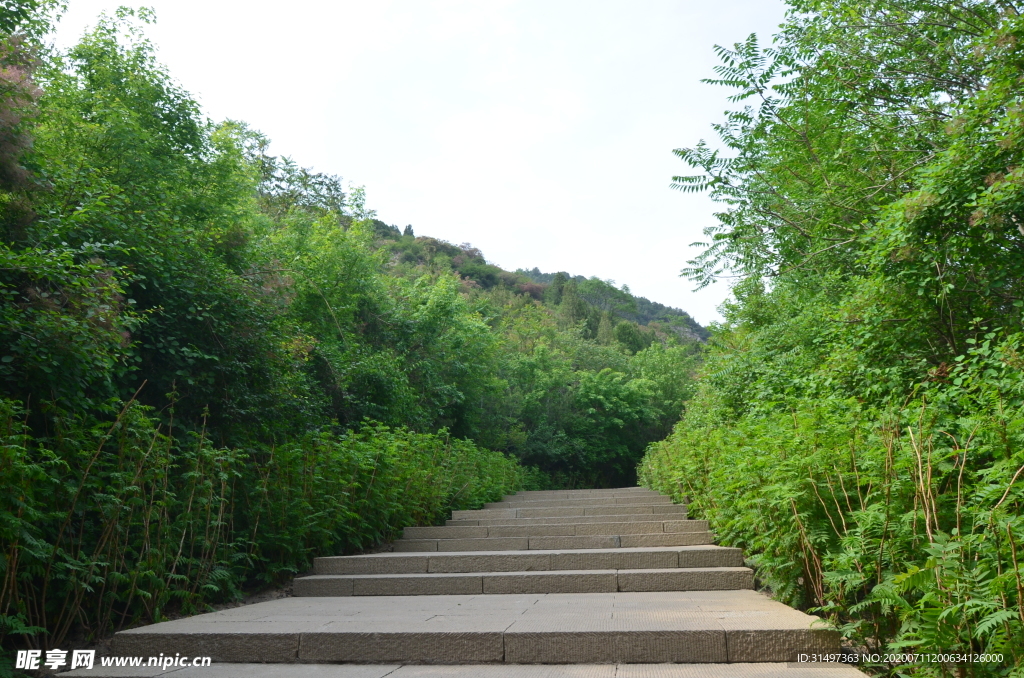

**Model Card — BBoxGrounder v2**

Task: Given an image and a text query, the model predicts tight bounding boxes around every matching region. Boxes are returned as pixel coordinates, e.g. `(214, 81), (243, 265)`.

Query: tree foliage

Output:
(0, 7), (704, 661)
(641, 1), (1024, 673)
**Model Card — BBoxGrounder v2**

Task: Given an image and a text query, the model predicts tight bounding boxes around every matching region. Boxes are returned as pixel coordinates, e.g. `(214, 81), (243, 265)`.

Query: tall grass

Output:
(0, 396), (538, 662)
(639, 334), (1024, 676)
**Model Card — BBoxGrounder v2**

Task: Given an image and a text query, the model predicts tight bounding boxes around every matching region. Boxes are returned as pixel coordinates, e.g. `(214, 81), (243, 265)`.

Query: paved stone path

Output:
(70, 488), (866, 677)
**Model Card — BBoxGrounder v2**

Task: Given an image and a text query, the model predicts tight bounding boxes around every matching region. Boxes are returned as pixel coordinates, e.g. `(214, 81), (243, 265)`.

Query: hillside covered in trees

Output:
(639, 0), (1024, 673)
(0, 3), (703, 658)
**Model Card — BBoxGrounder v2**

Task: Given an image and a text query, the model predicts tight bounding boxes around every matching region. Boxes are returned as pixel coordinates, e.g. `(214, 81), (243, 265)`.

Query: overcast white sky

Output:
(53, 0), (788, 325)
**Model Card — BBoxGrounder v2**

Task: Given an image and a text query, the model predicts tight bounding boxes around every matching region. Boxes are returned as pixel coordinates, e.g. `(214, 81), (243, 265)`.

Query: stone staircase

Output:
(73, 487), (865, 677)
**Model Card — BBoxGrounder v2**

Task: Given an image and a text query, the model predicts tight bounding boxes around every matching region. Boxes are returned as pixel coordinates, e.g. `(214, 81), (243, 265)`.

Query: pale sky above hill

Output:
(53, 0), (788, 325)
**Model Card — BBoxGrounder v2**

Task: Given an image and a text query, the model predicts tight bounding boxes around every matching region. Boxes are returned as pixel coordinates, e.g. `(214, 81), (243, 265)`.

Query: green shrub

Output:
(0, 397), (534, 651)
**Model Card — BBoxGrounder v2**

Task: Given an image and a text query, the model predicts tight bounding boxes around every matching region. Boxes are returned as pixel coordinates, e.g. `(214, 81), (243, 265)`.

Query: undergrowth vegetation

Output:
(1, 398), (530, 649)
(641, 1), (1024, 675)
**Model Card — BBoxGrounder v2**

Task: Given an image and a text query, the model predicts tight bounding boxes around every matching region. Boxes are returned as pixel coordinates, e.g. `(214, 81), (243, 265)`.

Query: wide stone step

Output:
(405, 519), (708, 540)
(448, 512), (687, 526)
(452, 504), (687, 520)
(393, 532), (713, 552)
(65, 662), (867, 678)
(294, 566), (753, 596)
(506, 488), (654, 497)
(315, 545), (744, 575)
(110, 591), (840, 664)
(487, 496), (674, 508)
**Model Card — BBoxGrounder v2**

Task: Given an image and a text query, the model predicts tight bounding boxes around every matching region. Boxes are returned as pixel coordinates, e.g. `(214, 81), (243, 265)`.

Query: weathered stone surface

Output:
(63, 663), (866, 678)
(549, 549), (678, 571)
(315, 554), (428, 575)
(482, 570), (618, 594)
(293, 575), (354, 597)
(675, 546), (744, 568)
(299, 630), (505, 662)
(489, 496), (672, 508)
(517, 507), (587, 518)
(437, 537), (530, 551)
(529, 536), (620, 550)
(619, 533), (712, 548)
(392, 539), (437, 552)
(504, 630), (727, 664)
(450, 513), (687, 526)
(403, 526), (488, 539)
(573, 521), (665, 535)
(617, 567), (754, 592)
(105, 488), (864, 675)
(486, 524), (576, 538)
(428, 552), (552, 573)
(660, 520), (709, 533)
(351, 573), (483, 596)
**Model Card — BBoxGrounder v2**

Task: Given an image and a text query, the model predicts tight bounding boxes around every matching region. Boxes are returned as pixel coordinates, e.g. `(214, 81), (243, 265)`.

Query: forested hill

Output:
(518, 267), (708, 341)
(363, 221), (708, 343)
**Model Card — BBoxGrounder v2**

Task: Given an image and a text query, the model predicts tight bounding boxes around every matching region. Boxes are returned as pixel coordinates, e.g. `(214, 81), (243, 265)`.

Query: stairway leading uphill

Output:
(71, 488), (866, 677)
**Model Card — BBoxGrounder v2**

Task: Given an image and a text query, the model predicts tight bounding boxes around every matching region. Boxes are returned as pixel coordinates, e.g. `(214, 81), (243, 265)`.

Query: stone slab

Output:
(63, 663), (867, 678)
(482, 570), (618, 594)
(440, 537), (531, 551)
(299, 630), (504, 662)
(351, 573), (483, 596)
(297, 567), (753, 597)
(489, 497), (672, 508)
(584, 506), (686, 516)
(428, 552), (553, 573)
(293, 576), (354, 596)
(619, 533), (712, 547)
(448, 513), (687, 526)
(573, 521), (666, 535)
(111, 592), (838, 664)
(316, 546), (741, 575)
(393, 540), (437, 552)
(486, 524), (577, 537)
(617, 567), (754, 592)
(548, 549), (679, 571)
(403, 526), (488, 539)
(656, 519), (709, 533)
(529, 535), (620, 549)
(517, 507), (588, 518)
(315, 554), (428, 575)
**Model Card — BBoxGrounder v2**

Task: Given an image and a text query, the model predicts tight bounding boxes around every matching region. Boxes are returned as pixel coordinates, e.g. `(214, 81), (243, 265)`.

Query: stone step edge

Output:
(111, 627), (840, 664)
(405, 520), (710, 538)
(63, 663), (868, 678)
(313, 545), (743, 574)
(451, 507), (688, 518)
(393, 533), (713, 552)
(293, 567), (755, 596)
(488, 498), (674, 507)
(446, 518), (688, 528)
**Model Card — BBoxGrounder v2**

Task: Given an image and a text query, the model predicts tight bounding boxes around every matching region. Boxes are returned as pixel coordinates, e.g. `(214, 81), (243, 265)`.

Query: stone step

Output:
(506, 488), (653, 497)
(293, 566), (753, 596)
(488, 496), (674, 508)
(405, 519), (708, 540)
(315, 545), (744, 575)
(65, 662), (867, 678)
(451, 504), (687, 520)
(393, 532), (713, 552)
(448, 511), (687, 526)
(110, 591), (840, 664)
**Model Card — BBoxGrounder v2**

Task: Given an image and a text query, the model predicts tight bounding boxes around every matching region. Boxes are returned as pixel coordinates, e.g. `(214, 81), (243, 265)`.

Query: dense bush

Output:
(0, 397), (533, 651)
(641, 1), (1024, 674)
(0, 4), (701, 665)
